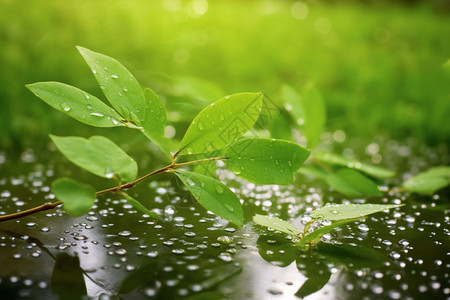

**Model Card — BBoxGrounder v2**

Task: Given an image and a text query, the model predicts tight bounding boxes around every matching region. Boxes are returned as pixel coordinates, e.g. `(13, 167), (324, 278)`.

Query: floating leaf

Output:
(225, 138), (310, 185)
(50, 135), (137, 182)
(314, 151), (395, 179)
(52, 178), (95, 217)
(326, 168), (382, 197)
(297, 218), (359, 249)
(310, 203), (403, 221)
(77, 46), (146, 125)
(282, 84), (325, 148)
(256, 234), (297, 267)
(177, 92), (263, 156)
(402, 166), (450, 195)
(26, 82), (124, 128)
(122, 194), (159, 219)
(253, 214), (300, 236)
(175, 170), (243, 226)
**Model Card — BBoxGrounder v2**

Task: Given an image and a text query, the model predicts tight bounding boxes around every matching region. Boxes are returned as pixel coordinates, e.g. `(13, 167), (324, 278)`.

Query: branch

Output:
(0, 156), (225, 222)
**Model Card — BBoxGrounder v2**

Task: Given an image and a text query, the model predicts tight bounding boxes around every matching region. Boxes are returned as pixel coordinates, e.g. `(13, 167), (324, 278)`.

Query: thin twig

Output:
(0, 156), (225, 222)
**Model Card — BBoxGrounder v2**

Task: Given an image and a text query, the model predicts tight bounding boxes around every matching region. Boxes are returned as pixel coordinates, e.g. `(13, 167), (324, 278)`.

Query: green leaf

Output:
(141, 88), (178, 155)
(77, 46), (145, 125)
(175, 170), (243, 226)
(310, 203), (403, 221)
(402, 166), (450, 195)
(297, 218), (359, 249)
(122, 194), (159, 219)
(314, 151), (395, 179)
(177, 92), (264, 156)
(253, 214), (300, 236)
(26, 82), (125, 128)
(50, 135), (137, 182)
(225, 138), (310, 185)
(52, 178), (96, 216)
(326, 168), (382, 197)
(282, 84), (326, 148)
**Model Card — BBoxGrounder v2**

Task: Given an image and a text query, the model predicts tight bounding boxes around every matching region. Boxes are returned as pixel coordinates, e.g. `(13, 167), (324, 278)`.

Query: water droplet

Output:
(111, 74), (119, 79)
(92, 69), (98, 74)
(84, 93), (90, 99)
(86, 104), (93, 110)
(329, 209), (341, 215)
(357, 224), (369, 232)
(40, 227), (50, 232)
(172, 249), (185, 255)
(186, 148), (193, 155)
(90, 112), (104, 117)
(118, 231), (131, 237)
(218, 252), (233, 262)
(26, 222), (37, 227)
(215, 185), (224, 194)
(115, 249), (127, 256)
(123, 87), (128, 92)
(219, 113), (225, 120)
(61, 103), (72, 112)
(147, 251), (159, 258)
(197, 121), (205, 131)
(224, 204), (235, 212)
(217, 236), (233, 244)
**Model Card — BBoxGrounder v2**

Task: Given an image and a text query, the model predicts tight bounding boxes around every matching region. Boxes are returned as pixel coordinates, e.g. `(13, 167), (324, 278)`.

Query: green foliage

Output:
(297, 218), (359, 249)
(50, 135), (137, 182)
(122, 193), (160, 219)
(51, 178), (95, 217)
(175, 170), (243, 226)
(224, 138), (310, 185)
(177, 92), (263, 156)
(310, 203), (403, 221)
(26, 82), (125, 128)
(77, 46), (146, 126)
(253, 203), (401, 249)
(281, 84), (326, 148)
(314, 151), (395, 179)
(325, 168), (382, 197)
(402, 166), (450, 195)
(253, 214), (300, 236)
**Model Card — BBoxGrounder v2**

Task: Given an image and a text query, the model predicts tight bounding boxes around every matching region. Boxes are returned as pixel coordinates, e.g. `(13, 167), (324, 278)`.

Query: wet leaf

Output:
(282, 84), (325, 148)
(26, 82), (124, 128)
(310, 203), (403, 221)
(77, 46), (146, 125)
(314, 151), (395, 179)
(177, 92), (263, 156)
(123, 194), (159, 219)
(52, 178), (95, 217)
(141, 88), (178, 155)
(224, 138), (310, 185)
(326, 168), (382, 197)
(297, 218), (359, 249)
(253, 214), (300, 236)
(402, 166), (450, 195)
(50, 135), (137, 182)
(175, 170), (243, 226)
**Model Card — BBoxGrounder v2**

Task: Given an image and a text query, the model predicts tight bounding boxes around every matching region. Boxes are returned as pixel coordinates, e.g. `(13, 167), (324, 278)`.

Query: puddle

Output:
(0, 141), (448, 299)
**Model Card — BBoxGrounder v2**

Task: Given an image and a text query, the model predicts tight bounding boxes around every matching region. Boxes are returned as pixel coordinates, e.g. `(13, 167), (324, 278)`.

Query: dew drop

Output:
(84, 93), (90, 99)
(224, 204), (235, 212)
(215, 185), (224, 194)
(197, 121), (205, 131)
(329, 209), (341, 215)
(111, 74), (119, 79)
(61, 103), (72, 112)
(172, 249), (185, 255)
(86, 104), (93, 110)
(90, 112), (104, 117)
(118, 231), (131, 237)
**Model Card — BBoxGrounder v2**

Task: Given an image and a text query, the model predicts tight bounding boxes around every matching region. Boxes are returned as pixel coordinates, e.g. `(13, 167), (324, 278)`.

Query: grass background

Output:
(1, 0), (449, 150)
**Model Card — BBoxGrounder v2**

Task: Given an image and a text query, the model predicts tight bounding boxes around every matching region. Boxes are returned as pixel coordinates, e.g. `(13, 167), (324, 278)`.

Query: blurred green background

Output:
(1, 0), (449, 151)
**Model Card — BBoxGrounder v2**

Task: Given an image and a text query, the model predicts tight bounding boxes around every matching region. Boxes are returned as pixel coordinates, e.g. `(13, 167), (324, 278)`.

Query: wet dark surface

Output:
(0, 140), (449, 299)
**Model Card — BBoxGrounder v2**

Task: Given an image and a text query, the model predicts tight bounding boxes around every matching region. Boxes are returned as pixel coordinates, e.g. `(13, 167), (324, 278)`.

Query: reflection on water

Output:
(0, 141), (449, 299)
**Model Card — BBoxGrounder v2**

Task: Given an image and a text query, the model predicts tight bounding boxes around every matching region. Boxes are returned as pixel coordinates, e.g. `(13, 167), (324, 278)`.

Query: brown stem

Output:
(0, 201), (63, 222)
(0, 156), (225, 222)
